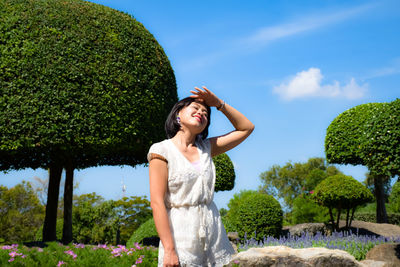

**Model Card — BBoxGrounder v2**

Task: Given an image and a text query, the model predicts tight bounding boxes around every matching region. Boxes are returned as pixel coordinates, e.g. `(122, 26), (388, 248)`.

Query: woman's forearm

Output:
(151, 201), (175, 251)
(219, 101), (255, 133)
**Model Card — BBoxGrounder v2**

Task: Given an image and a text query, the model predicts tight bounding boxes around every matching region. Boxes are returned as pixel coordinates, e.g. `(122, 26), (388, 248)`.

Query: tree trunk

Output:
(328, 208), (336, 231)
(374, 175), (388, 223)
(43, 164), (63, 242)
(62, 164), (74, 244)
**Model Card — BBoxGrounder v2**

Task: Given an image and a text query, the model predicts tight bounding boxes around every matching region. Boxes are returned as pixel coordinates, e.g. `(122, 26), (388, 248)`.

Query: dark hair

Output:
(165, 97), (211, 139)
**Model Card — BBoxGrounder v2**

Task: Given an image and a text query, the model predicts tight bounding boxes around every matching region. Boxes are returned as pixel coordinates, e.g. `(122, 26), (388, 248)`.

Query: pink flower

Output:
(37, 247), (44, 252)
(74, 243), (85, 249)
(135, 258), (143, 264)
(57, 261), (66, 266)
(64, 250), (77, 260)
(310, 190), (314, 194)
(135, 243), (142, 250)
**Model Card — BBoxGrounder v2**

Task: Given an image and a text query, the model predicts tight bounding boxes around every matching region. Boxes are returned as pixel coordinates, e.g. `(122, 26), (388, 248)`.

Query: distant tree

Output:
(114, 196), (152, 245)
(0, 182), (44, 243)
(389, 181), (400, 213)
(312, 174), (374, 230)
(0, 0), (177, 243)
(325, 99), (400, 223)
(213, 153), (236, 192)
(259, 157), (341, 211)
(72, 193), (118, 244)
(290, 193), (330, 225)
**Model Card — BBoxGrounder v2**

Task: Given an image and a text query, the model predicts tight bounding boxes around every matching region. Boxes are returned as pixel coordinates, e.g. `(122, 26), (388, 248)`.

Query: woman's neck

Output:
(172, 131), (197, 148)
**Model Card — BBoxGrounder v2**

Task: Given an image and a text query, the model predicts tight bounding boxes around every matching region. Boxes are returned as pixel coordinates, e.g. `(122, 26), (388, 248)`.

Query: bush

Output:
(290, 193), (330, 225)
(226, 190), (282, 240)
(213, 153), (235, 192)
(312, 174), (374, 230)
(389, 181), (400, 213)
(126, 217), (158, 248)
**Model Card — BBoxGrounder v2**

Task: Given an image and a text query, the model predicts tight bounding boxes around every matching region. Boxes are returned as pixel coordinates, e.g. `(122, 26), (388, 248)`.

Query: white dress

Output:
(148, 137), (235, 267)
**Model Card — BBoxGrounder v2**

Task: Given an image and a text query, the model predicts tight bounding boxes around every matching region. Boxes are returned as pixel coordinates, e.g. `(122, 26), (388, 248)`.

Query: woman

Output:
(148, 86), (254, 266)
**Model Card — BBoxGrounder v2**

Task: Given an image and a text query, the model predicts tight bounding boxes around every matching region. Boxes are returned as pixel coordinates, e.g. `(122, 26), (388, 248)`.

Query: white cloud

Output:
(242, 3), (375, 48)
(273, 68), (367, 101)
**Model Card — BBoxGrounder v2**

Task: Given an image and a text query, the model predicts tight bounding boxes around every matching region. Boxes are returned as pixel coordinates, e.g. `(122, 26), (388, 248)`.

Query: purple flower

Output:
(8, 258), (15, 262)
(57, 261), (66, 266)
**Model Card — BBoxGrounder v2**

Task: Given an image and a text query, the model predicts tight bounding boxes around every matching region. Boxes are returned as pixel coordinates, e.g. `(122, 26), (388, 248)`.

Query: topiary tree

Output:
(389, 181), (400, 213)
(213, 153), (235, 192)
(312, 174), (374, 230)
(325, 99), (400, 223)
(0, 0), (177, 243)
(226, 190), (282, 240)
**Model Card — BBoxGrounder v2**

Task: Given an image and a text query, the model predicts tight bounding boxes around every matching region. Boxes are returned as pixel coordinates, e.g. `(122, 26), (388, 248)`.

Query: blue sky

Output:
(1, 0), (400, 209)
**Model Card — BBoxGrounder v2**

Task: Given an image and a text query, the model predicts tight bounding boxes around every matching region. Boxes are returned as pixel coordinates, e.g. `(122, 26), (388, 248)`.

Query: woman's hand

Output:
(163, 248), (180, 267)
(190, 86), (222, 108)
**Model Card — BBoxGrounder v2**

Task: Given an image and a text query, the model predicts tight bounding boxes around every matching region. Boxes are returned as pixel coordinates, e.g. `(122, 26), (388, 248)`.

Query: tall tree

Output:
(325, 99), (400, 223)
(0, 0), (177, 243)
(259, 157), (341, 211)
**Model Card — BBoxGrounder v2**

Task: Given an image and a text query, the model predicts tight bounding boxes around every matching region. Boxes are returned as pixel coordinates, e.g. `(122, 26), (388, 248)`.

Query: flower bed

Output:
(239, 230), (400, 261)
(0, 242), (158, 267)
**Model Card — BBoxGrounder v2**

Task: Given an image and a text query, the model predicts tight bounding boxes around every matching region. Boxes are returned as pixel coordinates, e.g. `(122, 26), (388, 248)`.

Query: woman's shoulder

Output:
(148, 139), (170, 152)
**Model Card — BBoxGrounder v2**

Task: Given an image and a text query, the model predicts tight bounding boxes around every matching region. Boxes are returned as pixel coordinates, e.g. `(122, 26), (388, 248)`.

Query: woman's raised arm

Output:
(190, 86), (255, 157)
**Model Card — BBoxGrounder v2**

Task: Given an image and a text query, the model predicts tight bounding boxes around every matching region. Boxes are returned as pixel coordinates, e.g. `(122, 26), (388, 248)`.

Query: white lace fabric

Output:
(148, 138), (235, 266)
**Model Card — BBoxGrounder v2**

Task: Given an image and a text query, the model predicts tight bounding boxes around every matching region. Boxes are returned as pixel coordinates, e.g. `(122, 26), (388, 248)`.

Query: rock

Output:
(359, 260), (388, 267)
(365, 243), (400, 267)
(229, 246), (362, 267)
(228, 232), (239, 242)
(288, 223), (329, 237)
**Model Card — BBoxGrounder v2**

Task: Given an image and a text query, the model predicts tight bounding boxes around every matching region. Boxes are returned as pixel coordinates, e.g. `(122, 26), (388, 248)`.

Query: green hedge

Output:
(226, 191), (282, 240)
(126, 218), (158, 248)
(213, 153), (235, 192)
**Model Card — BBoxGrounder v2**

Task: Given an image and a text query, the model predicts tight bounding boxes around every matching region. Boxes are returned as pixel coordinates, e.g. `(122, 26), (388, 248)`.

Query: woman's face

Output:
(178, 101), (209, 133)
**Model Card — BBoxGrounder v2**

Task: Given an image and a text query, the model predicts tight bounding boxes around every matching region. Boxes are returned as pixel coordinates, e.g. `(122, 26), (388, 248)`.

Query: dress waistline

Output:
(167, 202), (211, 252)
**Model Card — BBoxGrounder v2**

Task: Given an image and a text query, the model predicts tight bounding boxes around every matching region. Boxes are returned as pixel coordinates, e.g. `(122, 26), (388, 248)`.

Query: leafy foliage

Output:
(389, 181), (400, 213)
(72, 193), (118, 244)
(325, 99), (400, 223)
(213, 153), (235, 192)
(0, 182), (44, 243)
(312, 174), (374, 230)
(114, 196), (152, 245)
(225, 190), (282, 240)
(126, 217), (158, 248)
(259, 157), (341, 210)
(290, 193), (330, 225)
(325, 99), (400, 177)
(0, 0), (177, 170)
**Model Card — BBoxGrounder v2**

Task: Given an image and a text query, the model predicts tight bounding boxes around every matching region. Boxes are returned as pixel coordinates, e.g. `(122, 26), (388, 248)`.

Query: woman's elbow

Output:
(150, 199), (165, 211)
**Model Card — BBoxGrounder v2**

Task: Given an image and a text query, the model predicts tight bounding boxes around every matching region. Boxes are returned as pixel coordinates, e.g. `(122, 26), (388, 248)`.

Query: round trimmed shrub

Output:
(213, 153), (235, 192)
(312, 174), (374, 229)
(313, 174), (374, 210)
(228, 191), (282, 240)
(126, 217), (158, 248)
